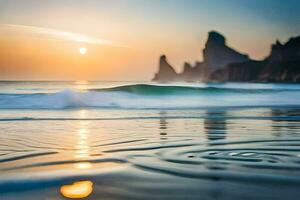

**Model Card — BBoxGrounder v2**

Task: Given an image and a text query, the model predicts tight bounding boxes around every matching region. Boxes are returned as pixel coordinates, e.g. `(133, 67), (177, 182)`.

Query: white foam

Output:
(0, 87), (300, 109)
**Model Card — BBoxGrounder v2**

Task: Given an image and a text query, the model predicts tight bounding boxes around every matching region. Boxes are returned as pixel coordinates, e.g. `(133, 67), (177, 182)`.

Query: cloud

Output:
(0, 24), (128, 47)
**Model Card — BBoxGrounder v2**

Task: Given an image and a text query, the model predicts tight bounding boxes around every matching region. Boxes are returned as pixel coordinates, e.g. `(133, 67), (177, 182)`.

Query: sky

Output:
(0, 0), (299, 80)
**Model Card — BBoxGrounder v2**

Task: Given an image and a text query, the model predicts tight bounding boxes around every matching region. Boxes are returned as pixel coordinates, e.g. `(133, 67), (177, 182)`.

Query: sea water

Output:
(0, 81), (300, 200)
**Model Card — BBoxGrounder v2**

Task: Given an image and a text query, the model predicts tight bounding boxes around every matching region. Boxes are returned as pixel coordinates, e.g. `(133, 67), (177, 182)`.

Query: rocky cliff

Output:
(203, 31), (249, 71)
(152, 55), (178, 82)
(211, 36), (300, 82)
(152, 31), (300, 83)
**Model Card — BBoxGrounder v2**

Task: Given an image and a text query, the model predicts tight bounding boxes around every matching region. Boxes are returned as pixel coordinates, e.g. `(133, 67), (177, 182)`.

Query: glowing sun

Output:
(79, 47), (87, 55)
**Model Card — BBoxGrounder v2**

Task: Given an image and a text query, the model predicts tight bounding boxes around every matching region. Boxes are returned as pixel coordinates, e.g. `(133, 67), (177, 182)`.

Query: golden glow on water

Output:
(74, 162), (92, 169)
(63, 111), (95, 198)
(74, 111), (92, 164)
(75, 80), (89, 90)
(60, 180), (93, 199)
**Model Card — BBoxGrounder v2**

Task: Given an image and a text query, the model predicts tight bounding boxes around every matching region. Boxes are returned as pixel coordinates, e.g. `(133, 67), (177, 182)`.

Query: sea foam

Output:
(0, 84), (300, 109)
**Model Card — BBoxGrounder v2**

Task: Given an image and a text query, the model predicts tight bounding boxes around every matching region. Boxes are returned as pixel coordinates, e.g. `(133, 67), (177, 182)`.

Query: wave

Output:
(0, 84), (300, 109)
(91, 84), (299, 95)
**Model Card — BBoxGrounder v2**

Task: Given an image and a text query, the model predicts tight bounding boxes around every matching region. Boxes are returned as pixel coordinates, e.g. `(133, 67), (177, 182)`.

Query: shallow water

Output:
(1, 81), (300, 199)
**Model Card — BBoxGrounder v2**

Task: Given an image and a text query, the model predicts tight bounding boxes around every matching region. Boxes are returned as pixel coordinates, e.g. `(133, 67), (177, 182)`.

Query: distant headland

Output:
(153, 31), (300, 83)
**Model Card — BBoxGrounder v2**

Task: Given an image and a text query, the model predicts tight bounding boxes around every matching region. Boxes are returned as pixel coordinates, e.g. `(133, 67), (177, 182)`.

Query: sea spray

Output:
(0, 84), (300, 109)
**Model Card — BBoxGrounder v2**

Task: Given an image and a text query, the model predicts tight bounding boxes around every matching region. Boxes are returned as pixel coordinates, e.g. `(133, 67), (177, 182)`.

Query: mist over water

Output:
(1, 81), (300, 200)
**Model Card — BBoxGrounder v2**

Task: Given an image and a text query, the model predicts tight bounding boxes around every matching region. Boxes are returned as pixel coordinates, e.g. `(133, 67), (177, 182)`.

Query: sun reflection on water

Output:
(74, 162), (92, 169)
(75, 128), (90, 159)
(74, 110), (92, 168)
(60, 180), (93, 199)
(75, 80), (89, 91)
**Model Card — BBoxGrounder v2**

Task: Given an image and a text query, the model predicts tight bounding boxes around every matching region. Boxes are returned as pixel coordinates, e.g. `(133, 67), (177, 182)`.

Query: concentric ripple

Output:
(128, 139), (300, 183)
(1, 107), (300, 200)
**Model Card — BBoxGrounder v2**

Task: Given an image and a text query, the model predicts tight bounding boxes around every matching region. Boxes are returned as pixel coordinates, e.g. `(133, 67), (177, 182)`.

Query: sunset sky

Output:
(0, 0), (299, 80)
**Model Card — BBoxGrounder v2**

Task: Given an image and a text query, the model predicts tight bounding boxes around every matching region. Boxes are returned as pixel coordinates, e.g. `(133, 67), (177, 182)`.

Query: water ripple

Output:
(0, 151), (57, 163)
(127, 139), (300, 183)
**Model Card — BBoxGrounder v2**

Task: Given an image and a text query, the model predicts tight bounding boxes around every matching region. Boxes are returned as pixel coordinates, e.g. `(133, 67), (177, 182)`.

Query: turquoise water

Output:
(0, 81), (300, 199)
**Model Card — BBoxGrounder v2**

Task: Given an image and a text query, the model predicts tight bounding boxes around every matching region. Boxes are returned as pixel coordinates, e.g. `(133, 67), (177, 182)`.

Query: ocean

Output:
(1, 81), (300, 200)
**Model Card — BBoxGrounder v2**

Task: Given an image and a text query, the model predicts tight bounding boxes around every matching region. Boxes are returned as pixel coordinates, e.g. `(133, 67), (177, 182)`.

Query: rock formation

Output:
(152, 31), (300, 83)
(211, 36), (300, 82)
(152, 55), (178, 82)
(203, 31), (249, 72)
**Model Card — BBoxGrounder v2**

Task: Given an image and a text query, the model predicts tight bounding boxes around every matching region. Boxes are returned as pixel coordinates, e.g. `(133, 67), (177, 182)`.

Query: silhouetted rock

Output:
(153, 55), (178, 82)
(180, 62), (208, 81)
(183, 62), (193, 72)
(207, 31), (226, 45)
(211, 36), (300, 83)
(269, 37), (300, 62)
(152, 31), (300, 83)
(211, 61), (267, 82)
(153, 31), (250, 82)
(203, 31), (249, 71)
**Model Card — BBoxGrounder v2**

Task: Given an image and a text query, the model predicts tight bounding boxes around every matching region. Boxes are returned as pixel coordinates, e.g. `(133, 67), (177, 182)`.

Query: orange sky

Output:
(0, 25), (155, 80)
(0, 24), (205, 80)
(0, 0), (299, 80)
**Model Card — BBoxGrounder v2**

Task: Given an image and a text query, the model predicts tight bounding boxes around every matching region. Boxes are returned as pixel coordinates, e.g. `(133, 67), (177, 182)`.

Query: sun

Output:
(79, 47), (87, 55)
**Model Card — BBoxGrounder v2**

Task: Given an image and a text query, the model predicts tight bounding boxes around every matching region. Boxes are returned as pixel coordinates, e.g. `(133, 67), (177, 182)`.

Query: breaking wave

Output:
(0, 84), (300, 109)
